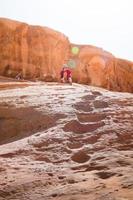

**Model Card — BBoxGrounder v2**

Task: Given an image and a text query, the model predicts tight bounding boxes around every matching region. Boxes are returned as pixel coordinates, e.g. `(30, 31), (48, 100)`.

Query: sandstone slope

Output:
(0, 81), (133, 200)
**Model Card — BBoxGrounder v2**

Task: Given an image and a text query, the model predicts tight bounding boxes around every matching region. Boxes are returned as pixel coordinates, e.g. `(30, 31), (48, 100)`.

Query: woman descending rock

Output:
(60, 64), (72, 85)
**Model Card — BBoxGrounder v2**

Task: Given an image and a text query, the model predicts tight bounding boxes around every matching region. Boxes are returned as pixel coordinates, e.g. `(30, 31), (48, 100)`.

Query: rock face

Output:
(0, 81), (133, 200)
(0, 18), (70, 81)
(0, 18), (133, 92)
(70, 44), (133, 92)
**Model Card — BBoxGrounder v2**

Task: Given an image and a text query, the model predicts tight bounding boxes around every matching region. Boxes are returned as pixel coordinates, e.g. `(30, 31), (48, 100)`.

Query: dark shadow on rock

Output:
(67, 142), (83, 149)
(93, 100), (108, 108)
(0, 105), (65, 145)
(82, 134), (101, 144)
(71, 151), (91, 163)
(91, 91), (102, 96)
(82, 94), (96, 101)
(74, 102), (93, 112)
(96, 171), (116, 179)
(63, 120), (105, 134)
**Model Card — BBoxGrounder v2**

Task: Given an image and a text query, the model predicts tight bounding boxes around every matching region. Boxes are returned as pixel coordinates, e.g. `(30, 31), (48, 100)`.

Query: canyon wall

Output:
(0, 18), (133, 92)
(71, 45), (133, 92)
(0, 18), (70, 81)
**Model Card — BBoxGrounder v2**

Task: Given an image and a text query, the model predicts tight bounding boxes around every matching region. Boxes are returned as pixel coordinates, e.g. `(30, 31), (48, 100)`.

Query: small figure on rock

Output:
(60, 65), (65, 83)
(15, 72), (22, 80)
(60, 64), (72, 85)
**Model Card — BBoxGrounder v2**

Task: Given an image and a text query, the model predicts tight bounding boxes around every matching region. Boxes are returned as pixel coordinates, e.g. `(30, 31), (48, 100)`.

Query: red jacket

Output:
(65, 69), (71, 79)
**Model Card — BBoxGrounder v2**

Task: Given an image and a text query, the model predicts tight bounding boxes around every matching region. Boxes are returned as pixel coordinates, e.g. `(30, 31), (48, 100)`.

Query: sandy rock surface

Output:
(0, 80), (133, 200)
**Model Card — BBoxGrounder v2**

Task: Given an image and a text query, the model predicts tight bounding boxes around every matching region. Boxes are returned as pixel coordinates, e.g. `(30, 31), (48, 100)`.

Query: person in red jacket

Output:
(65, 68), (72, 84)
(60, 64), (72, 84)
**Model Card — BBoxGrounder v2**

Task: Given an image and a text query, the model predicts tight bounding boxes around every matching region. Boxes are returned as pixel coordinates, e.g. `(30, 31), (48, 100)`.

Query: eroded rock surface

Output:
(0, 80), (133, 200)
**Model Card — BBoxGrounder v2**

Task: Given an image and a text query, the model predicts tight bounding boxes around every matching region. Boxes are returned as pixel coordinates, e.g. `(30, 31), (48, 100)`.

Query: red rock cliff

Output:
(0, 18), (133, 92)
(0, 18), (70, 81)
(70, 44), (133, 92)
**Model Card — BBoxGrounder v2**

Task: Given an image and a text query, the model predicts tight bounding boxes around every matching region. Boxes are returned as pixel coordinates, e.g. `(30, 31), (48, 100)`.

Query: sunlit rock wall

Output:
(0, 18), (70, 81)
(0, 18), (133, 92)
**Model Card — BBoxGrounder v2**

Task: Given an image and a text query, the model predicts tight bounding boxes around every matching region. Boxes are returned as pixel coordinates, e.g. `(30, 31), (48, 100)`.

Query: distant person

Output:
(60, 66), (65, 83)
(60, 64), (72, 85)
(65, 67), (72, 85)
(15, 72), (22, 80)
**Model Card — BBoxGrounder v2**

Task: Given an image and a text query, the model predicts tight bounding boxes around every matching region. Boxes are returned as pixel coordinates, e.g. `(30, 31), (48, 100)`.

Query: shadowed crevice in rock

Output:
(74, 102), (93, 112)
(33, 155), (51, 163)
(116, 132), (133, 144)
(115, 144), (133, 151)
(63, 120), (105, 134)
(116, 160), (131, 166)
(67, 142), (83, 149)
(71, 151), (91, 163)
(93, 100), (109, 108)
(91, 91), (102, 96)
(82, 94), (97, 101)
(0, 105), (65, 145)
(86, 165), (108, 172)
(96, 171), (117, 179)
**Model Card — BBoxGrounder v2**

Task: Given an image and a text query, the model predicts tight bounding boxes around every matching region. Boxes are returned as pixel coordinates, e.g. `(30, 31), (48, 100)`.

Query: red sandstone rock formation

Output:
(71, 45), (133, 92)
(0, 18), (133, 92)
(0, 18), (70, 81)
